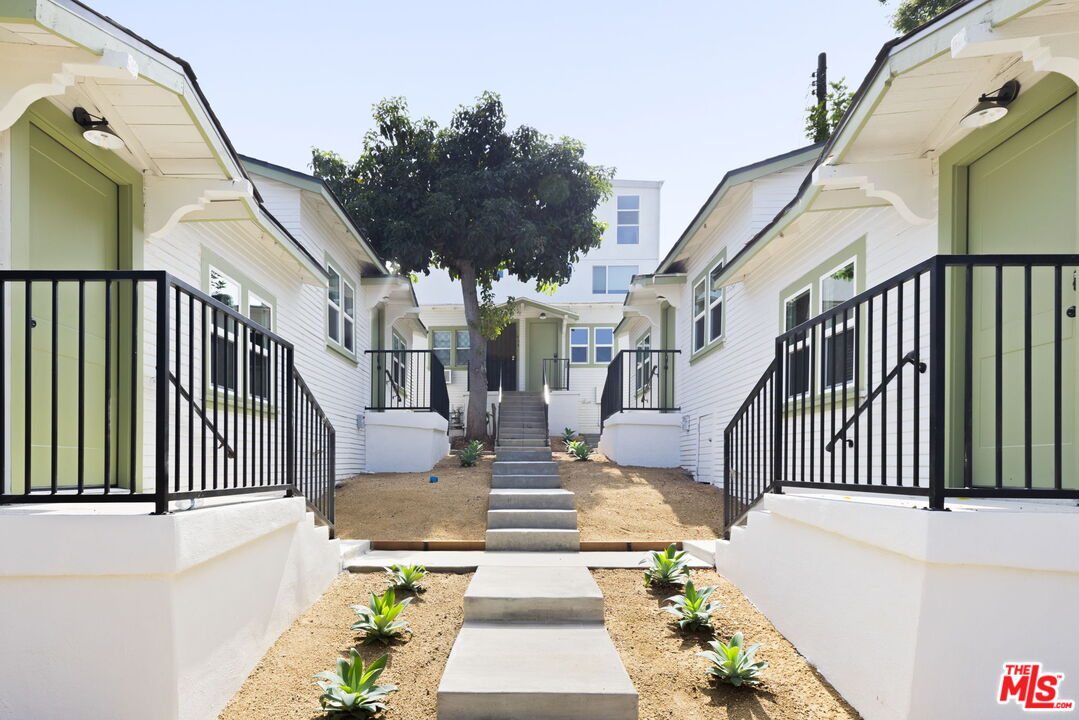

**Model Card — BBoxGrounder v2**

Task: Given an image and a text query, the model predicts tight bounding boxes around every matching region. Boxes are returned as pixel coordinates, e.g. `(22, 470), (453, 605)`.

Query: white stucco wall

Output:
(598, 411), (681, 467)
(716, 491), (1079, 720)
(364, 410), (449, 473)
(0, 498), (339, 720)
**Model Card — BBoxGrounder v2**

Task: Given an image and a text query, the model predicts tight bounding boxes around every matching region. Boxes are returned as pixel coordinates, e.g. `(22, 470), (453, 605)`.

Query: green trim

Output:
(324, 253), (359, 361)
(429, 325), (471, 369)
(777, 237), (865, 330)
(200, 249), (277, 325)
(566, 323), (615, 367)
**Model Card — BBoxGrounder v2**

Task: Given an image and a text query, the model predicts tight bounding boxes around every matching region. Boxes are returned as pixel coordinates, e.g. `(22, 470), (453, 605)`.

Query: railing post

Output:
(285, 345), (296, 496)
(153, 275), (171, 515)
(928, 257), (946, 510)
(771, 338), (784, 494)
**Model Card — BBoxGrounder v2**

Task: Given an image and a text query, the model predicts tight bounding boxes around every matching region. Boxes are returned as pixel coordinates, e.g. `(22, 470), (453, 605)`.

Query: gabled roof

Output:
(657, 143), (824, 273)
(240, 155), (388, 274)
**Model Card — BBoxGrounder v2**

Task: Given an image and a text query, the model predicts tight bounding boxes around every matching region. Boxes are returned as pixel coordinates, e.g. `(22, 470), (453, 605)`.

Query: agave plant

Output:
(640, 543), (691, 586)
(561, 427), (578, 447)
(565, 440), (593, 461)
(697, 632), (768, 687)
(315, 650), (397, 716)
(458, 440), (483, 467)
(351, 588), (413, 645)
(662, 579), (722, 631)
(385, 563), (428, 592)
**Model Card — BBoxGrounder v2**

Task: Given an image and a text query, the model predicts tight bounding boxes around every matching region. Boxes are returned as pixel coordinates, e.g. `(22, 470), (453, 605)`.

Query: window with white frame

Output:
(248, 292), (273, 399)
(635, 332), (652, 393)
(784, 288), (812, 397)
(390, 330), (408, 391)
(592, 265), (638, 294)
(208, 266), (274, 400)
(616, 195), (640, 244)
(327, 263), (356, 354)
(820, 260), (856, 389)
(692, 279), (706, 352)
(708, 262), (724, 342)
(594, 327), (614, 364)
(569, 327), (590, 364)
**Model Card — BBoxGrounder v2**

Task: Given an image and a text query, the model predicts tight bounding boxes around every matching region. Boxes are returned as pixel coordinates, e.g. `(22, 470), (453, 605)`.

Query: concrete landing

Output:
(488, 488), (576, 510)
(345, 549), (713, 571)
(437, 622), (637, 720)
(464, 565), (604, 622)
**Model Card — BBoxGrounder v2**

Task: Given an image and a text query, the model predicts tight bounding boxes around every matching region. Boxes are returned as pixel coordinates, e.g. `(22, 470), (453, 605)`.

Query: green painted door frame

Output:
(526, 319), (559, 392)
(7, 100), (144, 493)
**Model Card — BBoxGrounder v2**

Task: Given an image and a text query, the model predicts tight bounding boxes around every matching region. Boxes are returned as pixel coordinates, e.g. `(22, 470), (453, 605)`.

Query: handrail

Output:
(824, 351), (925, 453)
(722, 359), (777, 536)
(168, 372), (235, 459)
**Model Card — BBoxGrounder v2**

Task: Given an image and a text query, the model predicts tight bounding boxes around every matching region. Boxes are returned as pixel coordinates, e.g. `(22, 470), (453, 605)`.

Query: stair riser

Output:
(497, 440), (551, 448)
(438, 692), (636, 720)
(498, 433), (549, 441)
(493, 462), (558, 476)
(488, 493), (575, 510)
(490, 475), (562, 489)
(485, 530), (580, 551)
(487, 510), (577, 529)
(464, 597), (604, 623)
(495, 450), (552, 462)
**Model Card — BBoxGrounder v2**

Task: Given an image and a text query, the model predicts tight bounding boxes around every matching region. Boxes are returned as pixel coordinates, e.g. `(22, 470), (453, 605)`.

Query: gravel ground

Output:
(218, 572), (471, 720)
(594, 569), (860, 720)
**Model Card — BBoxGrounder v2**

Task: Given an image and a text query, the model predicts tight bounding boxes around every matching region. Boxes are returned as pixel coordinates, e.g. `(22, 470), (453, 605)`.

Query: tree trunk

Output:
(457, 261), (489, 442)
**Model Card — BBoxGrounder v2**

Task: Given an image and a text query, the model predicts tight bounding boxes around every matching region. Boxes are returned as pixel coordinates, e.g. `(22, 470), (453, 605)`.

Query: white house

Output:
(0, 1), (439, 717)
(600, 0), (1079, 717)
(414, 178), (663, 437)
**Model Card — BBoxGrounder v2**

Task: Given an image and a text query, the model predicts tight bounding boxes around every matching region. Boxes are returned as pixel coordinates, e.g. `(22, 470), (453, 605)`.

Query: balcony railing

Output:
(723, 254), (1079, 535)
(366, 349), (449, 420)
(542, 357), (570, 391)
(0, 271), (336, 532)
(600, 349), (680, 427)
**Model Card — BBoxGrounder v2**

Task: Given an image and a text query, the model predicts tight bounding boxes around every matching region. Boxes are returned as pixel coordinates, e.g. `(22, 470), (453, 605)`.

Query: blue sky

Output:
(91, 0), (898, 252)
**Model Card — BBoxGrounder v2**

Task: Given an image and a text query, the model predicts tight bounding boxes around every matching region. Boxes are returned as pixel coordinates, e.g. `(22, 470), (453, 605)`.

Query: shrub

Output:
(385, 563), (428, 592)
(662, 579), (722, 631)
(351, 588), (413, 645)
(640, 544), (691, 587)
(561, 427), (578, 447)
(315, 649), (397, 716)
(565, 440), (593, 461)
(459, 440), (483, 467)
(697, 632), (768, 687)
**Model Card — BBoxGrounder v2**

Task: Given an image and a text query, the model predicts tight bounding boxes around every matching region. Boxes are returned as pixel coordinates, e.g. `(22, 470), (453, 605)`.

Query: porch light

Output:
(959, 80), (1020, 130)
(73, 107), (125, 150)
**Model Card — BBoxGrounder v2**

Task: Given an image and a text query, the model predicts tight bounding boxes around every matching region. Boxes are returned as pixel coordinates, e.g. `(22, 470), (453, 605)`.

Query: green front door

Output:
(526, 320), (558, 392)
(968, 95), (1078, 488)
(11, 125), (120, 491)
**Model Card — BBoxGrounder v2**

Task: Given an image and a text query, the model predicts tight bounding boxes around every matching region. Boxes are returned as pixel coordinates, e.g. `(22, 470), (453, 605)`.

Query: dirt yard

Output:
(335, 454), (491, 540)
(219, 572), (471, 720)
(557, 447), (725, 540)
(595, 569), (860, 720)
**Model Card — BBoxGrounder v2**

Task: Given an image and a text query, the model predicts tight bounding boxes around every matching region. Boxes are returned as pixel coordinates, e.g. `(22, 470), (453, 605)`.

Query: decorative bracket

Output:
(812, 158), (935, 226)
(952, 21), (1079, 86)
(145, 176), (254, 239)
(0, 49), (138, 132)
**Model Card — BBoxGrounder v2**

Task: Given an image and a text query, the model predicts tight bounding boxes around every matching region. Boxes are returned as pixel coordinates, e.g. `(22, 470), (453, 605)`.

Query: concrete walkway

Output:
(436, 393), (638, 719)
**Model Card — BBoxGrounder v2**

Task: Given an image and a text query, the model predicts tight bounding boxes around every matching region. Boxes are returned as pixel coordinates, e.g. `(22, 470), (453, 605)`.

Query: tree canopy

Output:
(313, 92), (611, 439)
(878, 0), (963, 34)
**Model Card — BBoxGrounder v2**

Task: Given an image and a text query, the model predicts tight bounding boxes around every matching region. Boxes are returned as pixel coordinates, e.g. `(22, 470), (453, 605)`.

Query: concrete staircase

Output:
(488, 392), (580, 552)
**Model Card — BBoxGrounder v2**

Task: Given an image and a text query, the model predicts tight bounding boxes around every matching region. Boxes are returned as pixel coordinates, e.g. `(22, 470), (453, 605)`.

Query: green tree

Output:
(878, 0), (962, 33)
(805, 79), (854, 143)
(313, 93), (611, 440)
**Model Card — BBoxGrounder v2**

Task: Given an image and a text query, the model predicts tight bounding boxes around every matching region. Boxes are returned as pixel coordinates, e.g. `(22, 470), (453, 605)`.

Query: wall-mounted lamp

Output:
(538, 312), (547, 319)
(960, 80), (1020, 130)
(73, 107), (125, 150)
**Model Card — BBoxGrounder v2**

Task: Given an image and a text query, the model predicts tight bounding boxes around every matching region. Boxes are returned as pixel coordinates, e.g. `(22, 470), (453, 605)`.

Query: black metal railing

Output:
(600, 349), (680, 427)
(723, 254), (1079, 535)
(542, 358), (570, 391)
(367, 349), (449, 420)
(0, 271), (336, 533)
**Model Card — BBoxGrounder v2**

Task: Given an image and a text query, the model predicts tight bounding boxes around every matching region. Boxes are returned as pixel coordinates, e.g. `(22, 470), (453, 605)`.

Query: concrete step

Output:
(499, 432), (550, 441)
(491, 475), (562, 489)
(488, 509), (577, 529)
(486, 528), (580, 552)
(438, 622), (637, 720)
(463, 566), (603, 623)
(497, 439), (551, 448)
(493, 461), (559, 476)
(488, 489), (575, 510)
(495, 449), (553, 462)
(500, 421), (548, 429)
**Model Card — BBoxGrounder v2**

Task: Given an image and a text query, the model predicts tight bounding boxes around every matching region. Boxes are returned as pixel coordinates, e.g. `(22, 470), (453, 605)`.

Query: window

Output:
(432, 328), (471, 367)
(708, 262), (724, 342)
(592, 265), (639, 295)
(390, 331), (408, 392)
(207, 265), (275, 400)
(692, 279), (706, 352)
(209, 267), (241, 394)
(616, 195), (640, 244)
(570, 327), (590, 364)
(327, 263), (355, 353)
(594, 327), (614, 364)
(248, 292), (273, 399)
(821, 260), (856, 389)
(635, 332), (652, 393)
(784, 288), (812, 397)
